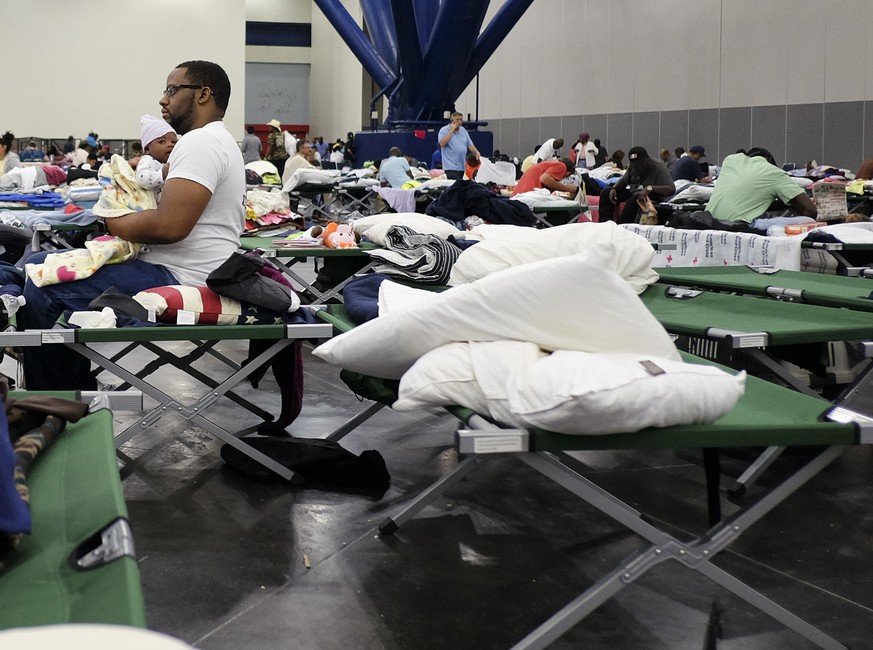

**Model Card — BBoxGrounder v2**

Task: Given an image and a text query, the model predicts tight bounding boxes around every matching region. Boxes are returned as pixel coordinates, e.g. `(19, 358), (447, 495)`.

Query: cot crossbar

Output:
(376, 374), (867, 648)
(509, 446), (847, 650)
(4, 323), (331, 480)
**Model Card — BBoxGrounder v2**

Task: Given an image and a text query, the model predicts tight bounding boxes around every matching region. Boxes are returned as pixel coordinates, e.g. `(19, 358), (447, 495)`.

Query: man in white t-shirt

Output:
(533, 137), (564, 164)
(20, 59), (246, 389)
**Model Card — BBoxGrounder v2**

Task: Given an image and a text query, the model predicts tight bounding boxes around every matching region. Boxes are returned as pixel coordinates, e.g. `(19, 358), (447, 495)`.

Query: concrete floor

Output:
(99, 335), (873, 650)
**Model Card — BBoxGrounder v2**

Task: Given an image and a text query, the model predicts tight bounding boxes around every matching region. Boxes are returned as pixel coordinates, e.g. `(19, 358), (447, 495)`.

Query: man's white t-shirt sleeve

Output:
(166, 129), (223, 191)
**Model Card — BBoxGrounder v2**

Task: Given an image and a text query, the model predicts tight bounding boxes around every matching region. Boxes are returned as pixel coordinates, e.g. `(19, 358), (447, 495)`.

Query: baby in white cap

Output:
(135, 114), (177, 193)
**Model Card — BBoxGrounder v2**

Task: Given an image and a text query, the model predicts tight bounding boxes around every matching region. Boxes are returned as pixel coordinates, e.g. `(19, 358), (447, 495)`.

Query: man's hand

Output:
(608, 188), (618, 204)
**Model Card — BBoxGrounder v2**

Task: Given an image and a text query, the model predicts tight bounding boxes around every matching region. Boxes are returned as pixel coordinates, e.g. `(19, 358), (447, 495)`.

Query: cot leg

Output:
(726, 445), (786, 496)
(325, 402), (385, 443)
(511, 447), (847, 649)
(379, 455), (482, 535)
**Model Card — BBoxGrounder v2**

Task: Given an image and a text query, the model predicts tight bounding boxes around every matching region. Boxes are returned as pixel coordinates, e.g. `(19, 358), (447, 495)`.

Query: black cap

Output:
(689, 145), (706, 156)
(627, 146), (648, 163)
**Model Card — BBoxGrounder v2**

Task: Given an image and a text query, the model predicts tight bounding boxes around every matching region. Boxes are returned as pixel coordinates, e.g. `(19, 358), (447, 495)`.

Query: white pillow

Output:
(449, 222), (659, 294)
(350, 213), (462, 246)
(392, 342), (493, 415)
(394, 340), (545, 425)
(507, 351), (746, 435)
(312, 250), (680, 379)
(377, 280), (439, 316)
(469, 340), (546, 427)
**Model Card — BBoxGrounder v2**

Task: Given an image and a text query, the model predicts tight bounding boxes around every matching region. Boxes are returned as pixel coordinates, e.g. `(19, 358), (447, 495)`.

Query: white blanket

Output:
(281, 168), (342, 192)
(475, 159), (517, 186)
(812, 222), (873, 243)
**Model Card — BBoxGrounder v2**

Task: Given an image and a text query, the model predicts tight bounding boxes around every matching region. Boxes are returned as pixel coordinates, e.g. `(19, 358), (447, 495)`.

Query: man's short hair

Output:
(295, 139), (309, 153)
(561, 158), (575, 175)
(451, 112), (463, 119)
(746, 147), (776, 166)
(246, 125), (255, 134)
(389, 147), (401, 157)
(176, 60), (231, 114)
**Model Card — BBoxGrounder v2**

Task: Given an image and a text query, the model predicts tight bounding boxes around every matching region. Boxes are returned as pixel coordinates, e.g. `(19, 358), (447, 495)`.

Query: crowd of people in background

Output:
(6, 118), (873, 228)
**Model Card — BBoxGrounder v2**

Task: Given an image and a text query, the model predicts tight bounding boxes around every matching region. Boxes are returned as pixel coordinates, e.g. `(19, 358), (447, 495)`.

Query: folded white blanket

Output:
(281, 168), (342, 192)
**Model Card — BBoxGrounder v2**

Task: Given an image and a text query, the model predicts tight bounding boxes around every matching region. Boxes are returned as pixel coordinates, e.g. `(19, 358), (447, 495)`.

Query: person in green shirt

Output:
(706, 147), (817, 230)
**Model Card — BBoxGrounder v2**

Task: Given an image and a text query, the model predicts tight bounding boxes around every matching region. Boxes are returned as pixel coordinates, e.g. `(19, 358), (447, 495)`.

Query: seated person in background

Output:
(609, 149), (625, 169)
(705, 147), (817, 230)
(127, 140), (144, 169)
(66, 152), (101, 182)
(856, 158), (873, 180)
(430, 148), (442, 169)
(20, 59), (245, 391)
(532, 137), (563, 164)
(47, 145), (66, 165)
(66, 140), (92, 167)
(599, 146), (675, 224)
(83, 152), (100, 170)
(378, 147), (413, 188)
(659, 148), (676, 173)
(464, 151), (481, 180)
(671, 145), (712, 183)
(328, 143), (345, 165)
(19, 141), (47, 163)
(281, 140), (316, 185)
(0, 132), (22, 173)
(136, 114), (178, 192)
(511, 158), (577, 197)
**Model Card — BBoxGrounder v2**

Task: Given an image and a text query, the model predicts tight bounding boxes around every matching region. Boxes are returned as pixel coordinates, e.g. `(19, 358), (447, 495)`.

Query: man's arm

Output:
(467, 142), (480, 160)
(105, 177), (211, 244)
(438, 125), (456, 148)
(540, 173), (577, 194)
(641, 167), (676, 198)
(788, 192), (818, 219)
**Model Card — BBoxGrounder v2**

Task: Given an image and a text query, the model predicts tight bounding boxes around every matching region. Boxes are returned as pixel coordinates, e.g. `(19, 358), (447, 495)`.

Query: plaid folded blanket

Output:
(367, 224), (460, 284)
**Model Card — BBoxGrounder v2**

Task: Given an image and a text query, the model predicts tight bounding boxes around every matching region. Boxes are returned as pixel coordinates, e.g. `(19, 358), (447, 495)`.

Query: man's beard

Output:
(168, 98), (195, 135)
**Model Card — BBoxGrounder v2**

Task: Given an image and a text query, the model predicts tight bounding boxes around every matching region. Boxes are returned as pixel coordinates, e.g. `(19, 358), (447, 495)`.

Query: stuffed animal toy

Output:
(323, 222), (359, 249)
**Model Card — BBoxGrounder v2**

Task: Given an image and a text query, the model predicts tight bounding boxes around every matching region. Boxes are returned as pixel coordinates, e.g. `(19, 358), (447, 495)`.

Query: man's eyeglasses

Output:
(163, 84), (207, 97)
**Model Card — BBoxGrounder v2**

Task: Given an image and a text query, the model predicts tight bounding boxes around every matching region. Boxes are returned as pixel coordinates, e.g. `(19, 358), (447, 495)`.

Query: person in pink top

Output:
(511, 158), (577, 196)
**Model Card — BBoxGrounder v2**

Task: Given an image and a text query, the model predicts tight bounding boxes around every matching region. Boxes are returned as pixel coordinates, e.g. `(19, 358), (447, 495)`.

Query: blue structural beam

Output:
(390, 0), (424, 109)
(457, 0), (536, 100)
(412, 0), (439, 53)
(313, 0), (533, 125)
(416, 0), (489, 121)
(360, 0), (399, 73)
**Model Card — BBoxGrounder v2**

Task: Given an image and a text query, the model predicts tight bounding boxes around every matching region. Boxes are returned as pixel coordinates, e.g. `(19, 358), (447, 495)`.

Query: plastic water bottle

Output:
(767, 225), (786, 237)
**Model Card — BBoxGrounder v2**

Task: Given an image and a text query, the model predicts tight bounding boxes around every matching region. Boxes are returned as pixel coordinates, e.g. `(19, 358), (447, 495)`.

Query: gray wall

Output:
(244, 62), (311, 126)
(488, 102), (873, 170)
(458, 0), (873, 170)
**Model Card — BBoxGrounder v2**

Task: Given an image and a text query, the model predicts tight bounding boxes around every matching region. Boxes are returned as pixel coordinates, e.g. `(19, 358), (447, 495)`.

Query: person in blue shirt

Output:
(19, 141), (47, 163)
(672, 145), (712, 183)
(378, 147), (413, 188)
(438, 112), (479, 180)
